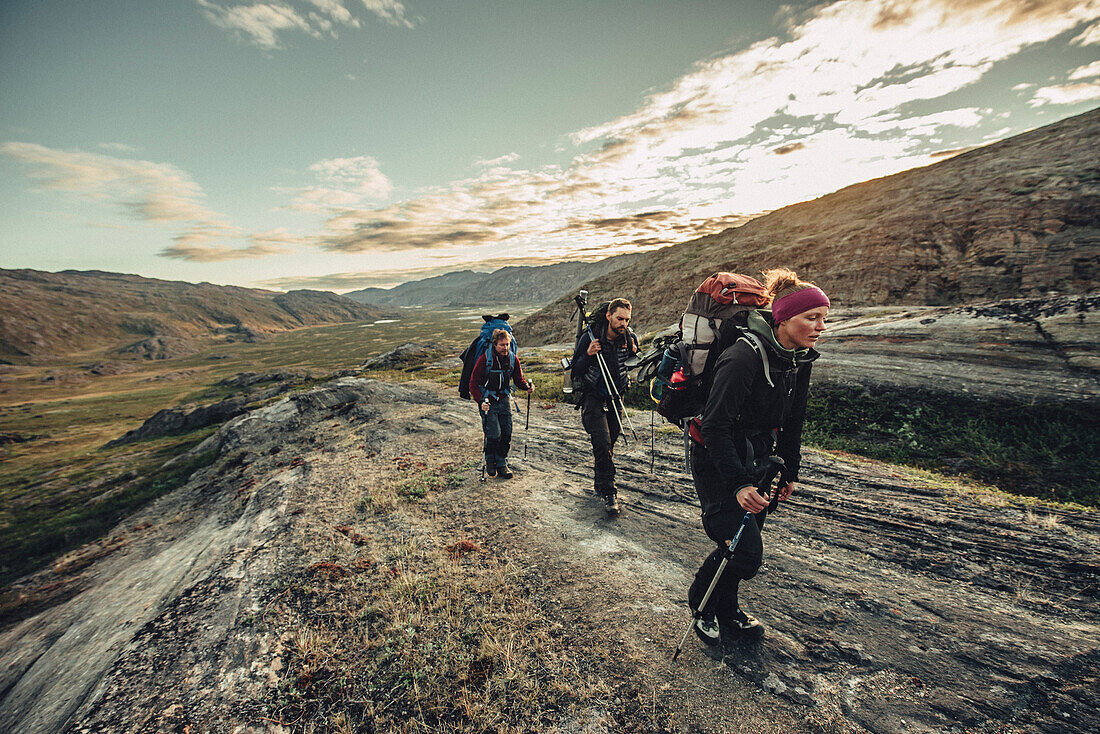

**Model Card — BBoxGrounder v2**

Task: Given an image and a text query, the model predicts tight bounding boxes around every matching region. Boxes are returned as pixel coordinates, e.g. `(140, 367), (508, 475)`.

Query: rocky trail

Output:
(1, 378), (1096, 733)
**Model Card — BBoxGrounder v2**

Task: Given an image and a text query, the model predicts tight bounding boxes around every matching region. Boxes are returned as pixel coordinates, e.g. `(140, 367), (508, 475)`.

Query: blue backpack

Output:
(459, 314), (517, 400)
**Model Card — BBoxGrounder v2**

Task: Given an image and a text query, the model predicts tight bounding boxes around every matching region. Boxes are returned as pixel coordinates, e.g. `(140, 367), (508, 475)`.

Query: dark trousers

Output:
(688, 442), (768, 622)
(481, 399), (513, 469)
(581, 392), (621, 496)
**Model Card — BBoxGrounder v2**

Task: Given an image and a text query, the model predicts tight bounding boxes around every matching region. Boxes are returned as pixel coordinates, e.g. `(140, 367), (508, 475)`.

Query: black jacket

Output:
(699, 311), (817, 495)
(571, 320), (639, 398)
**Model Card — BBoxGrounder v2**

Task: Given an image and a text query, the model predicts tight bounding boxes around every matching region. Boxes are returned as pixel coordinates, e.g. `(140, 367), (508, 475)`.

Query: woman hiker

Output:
(469, 329), (534, 479)
(687, 268), (829, 646)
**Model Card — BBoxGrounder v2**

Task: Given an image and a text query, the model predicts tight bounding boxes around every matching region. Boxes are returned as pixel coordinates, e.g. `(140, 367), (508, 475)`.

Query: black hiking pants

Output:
(581, 392), (621, 496)
(481, 399), (513, 470)
(688, 442), (769, 622)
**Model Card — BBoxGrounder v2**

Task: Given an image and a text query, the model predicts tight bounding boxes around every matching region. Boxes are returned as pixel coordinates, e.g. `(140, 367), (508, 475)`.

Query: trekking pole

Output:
(595, 349), (638, 440)
(523, 390), (531, 459)
(593, 349), (628, 447)
(672, 458), (784, 661)
(650, 409), (655, 474)
(672, 513), (751, 661)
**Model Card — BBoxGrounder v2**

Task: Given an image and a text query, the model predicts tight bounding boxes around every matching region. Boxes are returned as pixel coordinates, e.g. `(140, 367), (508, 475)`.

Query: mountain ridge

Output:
(0, 268), (392, 363)
(343, 252), (643, 307)
(518, 107), (1100, 345)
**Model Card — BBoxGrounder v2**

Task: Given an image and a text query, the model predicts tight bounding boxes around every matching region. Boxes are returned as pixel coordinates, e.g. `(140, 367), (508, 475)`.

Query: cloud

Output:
(160, 226), (301, 262)
(361, 0), (414, 28)
(3, 142), (303, 262)
(475, 152), (520, 167)
(1072, 20), (1100, 45)
(773, 142), (805, 155)
(1068, 60), (1100, 80)
(301, 0), (1098, 264)
(1, 141), (218, 222)
(284, 155), (393, 212)
(1029, 81), (1100, 106)
(196, 0), (414, 49)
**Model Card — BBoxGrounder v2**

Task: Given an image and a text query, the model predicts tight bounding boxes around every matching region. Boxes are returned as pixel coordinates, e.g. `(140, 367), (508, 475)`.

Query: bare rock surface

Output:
(814, 294), (1100, 405)
(361, 341), (448, 370)
(1, 379), (1096, 733)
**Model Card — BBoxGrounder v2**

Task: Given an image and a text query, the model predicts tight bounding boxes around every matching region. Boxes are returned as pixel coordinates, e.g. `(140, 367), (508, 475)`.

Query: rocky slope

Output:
(345, 252), (642, 307)
(0, 269), (391, 363)
(812, 295), (1100, 406)
(519, 108), (1100, 345)
(1, 378), (1095, 733)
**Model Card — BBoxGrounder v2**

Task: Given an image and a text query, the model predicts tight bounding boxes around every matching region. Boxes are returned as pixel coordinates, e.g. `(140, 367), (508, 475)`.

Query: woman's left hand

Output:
(777, 481), (795, 501)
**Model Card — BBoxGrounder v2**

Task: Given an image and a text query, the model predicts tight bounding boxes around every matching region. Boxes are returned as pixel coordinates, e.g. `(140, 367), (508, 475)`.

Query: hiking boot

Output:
(485, 465), (497, 477)
(603, 493), (620, 516)
(721, 608), (765, 641)
(497, 466), (514, 479)
(693, 614), (720, 647)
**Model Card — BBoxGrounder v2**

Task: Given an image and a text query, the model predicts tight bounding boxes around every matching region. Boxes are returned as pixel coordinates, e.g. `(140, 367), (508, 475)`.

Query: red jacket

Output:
(470, 351), (531, 404)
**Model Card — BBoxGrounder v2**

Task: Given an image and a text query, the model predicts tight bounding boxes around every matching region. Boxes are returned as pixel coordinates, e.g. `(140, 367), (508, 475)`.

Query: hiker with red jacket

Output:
(470, 329), (533, 479)
(688, 268), (828, 647)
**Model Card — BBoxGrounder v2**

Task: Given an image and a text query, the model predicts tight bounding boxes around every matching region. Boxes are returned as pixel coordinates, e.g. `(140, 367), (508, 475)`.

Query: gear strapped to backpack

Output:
(654, 273), (771, 426)
(459, 314), (516, 400)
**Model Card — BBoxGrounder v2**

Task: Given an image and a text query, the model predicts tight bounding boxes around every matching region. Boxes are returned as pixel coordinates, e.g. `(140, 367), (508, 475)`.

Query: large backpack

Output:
(653, 273), (770, 425)
(459, 314), (516, 400)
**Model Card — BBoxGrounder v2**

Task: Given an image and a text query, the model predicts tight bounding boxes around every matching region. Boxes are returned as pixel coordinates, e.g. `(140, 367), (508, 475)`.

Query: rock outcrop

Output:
(813, 294), (1100, 406)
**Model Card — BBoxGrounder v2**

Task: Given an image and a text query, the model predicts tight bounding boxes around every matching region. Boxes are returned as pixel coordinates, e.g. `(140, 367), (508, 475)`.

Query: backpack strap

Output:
(737, 332), (774, 388)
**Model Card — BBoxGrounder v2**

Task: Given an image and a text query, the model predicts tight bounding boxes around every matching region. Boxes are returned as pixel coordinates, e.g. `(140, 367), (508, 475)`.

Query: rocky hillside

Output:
(1, 378), (1095, 732)
(345, 252), (642, 307)
(518, 107), (1100, 345)
(0, 269), (391, 363)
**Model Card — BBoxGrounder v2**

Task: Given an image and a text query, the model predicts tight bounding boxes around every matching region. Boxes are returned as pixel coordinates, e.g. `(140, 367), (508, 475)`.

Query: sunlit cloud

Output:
(300, 0), (1099, 265)
(1029, 81), (1100, 106)
(2, 142), (306, 263)
(1072, 20), (1100, 46)
(160, 226), (302, 262)
(195, 0), (414, 50)
(1, 141), (218, 222)
(1068, 60), (1100, 80)
(475, 152), (520, 167)
(283, 155), (393, 212)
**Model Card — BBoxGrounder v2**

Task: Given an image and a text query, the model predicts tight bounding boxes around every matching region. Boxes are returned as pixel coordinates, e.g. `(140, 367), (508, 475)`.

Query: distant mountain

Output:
(445, 254), (643, 306)
(0, 269), (392, 363)
(343, 253), (643, 308)
(344, 270), (488, 307)
(519, 107), (1100, 344)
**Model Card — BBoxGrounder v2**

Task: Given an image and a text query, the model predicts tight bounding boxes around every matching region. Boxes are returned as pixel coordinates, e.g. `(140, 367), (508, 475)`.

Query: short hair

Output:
(608, 297), (632, 315)
(491, 329), (511, 344)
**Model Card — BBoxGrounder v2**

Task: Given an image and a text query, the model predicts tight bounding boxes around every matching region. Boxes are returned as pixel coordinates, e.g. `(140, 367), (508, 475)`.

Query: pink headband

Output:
(771, 287), (830, 323)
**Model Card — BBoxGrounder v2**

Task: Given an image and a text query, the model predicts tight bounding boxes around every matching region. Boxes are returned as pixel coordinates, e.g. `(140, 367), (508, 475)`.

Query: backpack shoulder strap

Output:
(737, 332), (774, 388)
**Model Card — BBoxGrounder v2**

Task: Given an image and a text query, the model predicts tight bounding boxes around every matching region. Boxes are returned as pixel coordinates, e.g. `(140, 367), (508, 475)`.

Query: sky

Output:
(1, 0), (1098, 292)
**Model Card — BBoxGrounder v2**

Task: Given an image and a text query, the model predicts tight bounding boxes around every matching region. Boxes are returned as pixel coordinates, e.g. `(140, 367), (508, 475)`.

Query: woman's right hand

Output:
(736, 486), (769, 513)
(479, 401), (489, 414)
